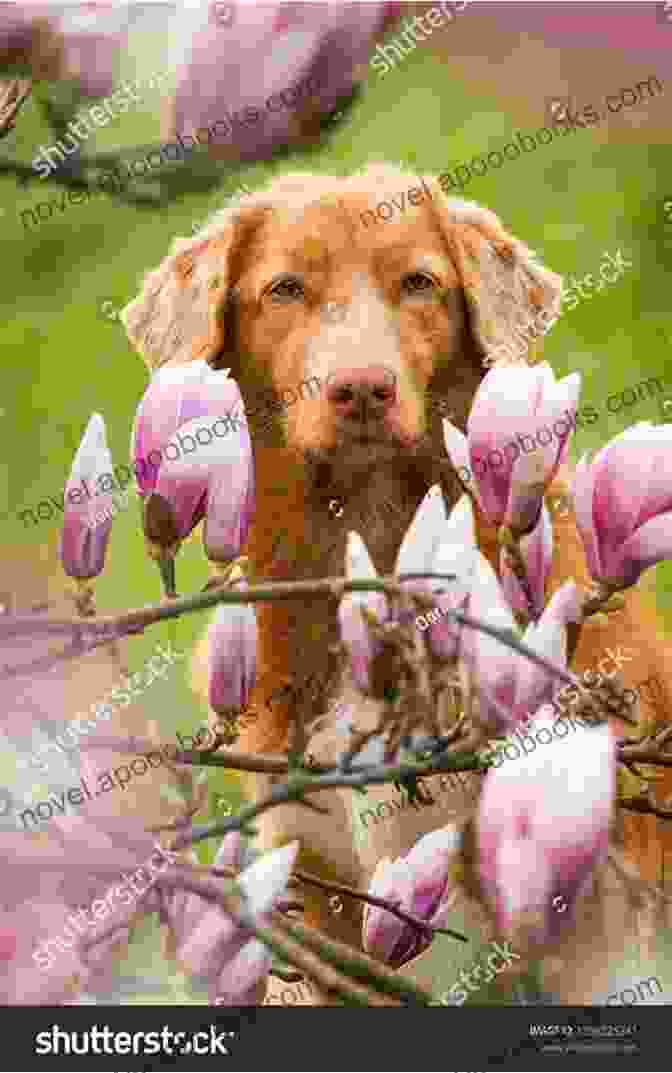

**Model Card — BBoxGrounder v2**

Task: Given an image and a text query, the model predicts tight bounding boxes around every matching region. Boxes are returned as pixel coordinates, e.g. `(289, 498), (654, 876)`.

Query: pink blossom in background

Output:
(169, 1), (401, 162)
(53, 2), (130, 97)
(0, 2), (129, 94)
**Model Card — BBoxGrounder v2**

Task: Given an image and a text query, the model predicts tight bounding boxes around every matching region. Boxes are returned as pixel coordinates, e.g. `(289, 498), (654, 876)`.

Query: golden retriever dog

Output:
(121, 162), (672, 1005)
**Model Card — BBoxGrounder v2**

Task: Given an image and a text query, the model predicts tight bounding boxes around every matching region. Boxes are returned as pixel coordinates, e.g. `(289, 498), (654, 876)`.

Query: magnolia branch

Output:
(83, 727), (672, 823)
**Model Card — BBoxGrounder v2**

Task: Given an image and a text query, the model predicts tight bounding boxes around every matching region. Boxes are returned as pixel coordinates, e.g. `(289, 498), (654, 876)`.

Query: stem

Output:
(124, 867), (398, 1006)
(15, 573), (457, 637)
(173, 751), (487, 851)
(274, 914), (436, 1006)
(157, 555), (177, 599)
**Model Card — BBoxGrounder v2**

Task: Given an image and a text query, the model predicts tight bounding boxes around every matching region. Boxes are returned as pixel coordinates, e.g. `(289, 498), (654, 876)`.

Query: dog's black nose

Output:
(326, 366), (396, 420)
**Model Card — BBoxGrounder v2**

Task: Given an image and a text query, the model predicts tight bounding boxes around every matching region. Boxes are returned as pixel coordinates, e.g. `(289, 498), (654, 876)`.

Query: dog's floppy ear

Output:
(424, 179), (563, 369)
(120, 205), (268, 372)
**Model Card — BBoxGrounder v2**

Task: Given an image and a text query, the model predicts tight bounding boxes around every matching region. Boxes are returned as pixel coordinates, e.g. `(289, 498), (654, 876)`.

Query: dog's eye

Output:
(267, 276), (305, 302)
(401, 272), (436, 296)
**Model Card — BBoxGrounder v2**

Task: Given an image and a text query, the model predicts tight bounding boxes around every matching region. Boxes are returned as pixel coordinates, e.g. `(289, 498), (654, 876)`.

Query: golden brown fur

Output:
(122, 163), (672, 1004)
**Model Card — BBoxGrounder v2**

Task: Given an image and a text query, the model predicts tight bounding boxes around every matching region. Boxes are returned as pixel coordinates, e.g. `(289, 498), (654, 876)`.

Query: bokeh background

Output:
(1, 0), (671, 1004)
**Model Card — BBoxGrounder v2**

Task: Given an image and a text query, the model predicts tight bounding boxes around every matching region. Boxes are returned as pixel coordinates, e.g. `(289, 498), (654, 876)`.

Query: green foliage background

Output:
(1, 16), (670, 1003)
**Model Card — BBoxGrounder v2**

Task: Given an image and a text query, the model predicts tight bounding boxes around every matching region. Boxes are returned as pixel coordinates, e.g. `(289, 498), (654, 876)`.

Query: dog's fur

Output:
(122, 163), (672, 1004)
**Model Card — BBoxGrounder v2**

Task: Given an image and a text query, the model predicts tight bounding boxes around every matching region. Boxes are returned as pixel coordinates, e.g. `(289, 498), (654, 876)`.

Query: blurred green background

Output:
(1, 5), (671, 1003)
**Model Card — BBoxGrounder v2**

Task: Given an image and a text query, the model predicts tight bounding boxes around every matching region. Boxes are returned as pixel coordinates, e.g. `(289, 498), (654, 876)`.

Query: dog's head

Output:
(121, 162), (561, 569)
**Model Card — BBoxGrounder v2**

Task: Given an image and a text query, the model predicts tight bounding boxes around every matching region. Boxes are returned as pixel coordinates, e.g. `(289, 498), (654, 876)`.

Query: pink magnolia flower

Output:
(176, 841), (299, 1002)
(465, 554), (579, 732)
(363, 825), (462, 968)
(394, 487), (477, 658)
(0, 924), (16, 963)
(477, 714), (616, 945)
(202, 441), (255, 566)
(59, 413), (114, 579)
(207, 573), (257, 723)
(0, 894), (92, 1005)
(131, 361), (252, 556)
(340, 491), (477, 687)
(443, 362), (581, 532)
(0, 818), (164, 1005)
(0, 3), (129, 93)
(500, 504), (553, 619)
(338, 532), (388, 694)
(53, 2), (131, 98)
(168, 1), (400, 163)
(395, 485), (450, 584)
(423, 496), (477, 661)
(572, 422), (672, 590)
(211, 938), (271, 1006)
(166, 832), (243, 963)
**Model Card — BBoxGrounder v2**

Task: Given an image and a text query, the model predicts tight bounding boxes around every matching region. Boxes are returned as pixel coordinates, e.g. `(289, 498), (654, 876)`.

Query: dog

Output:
(121, 162), (672, 1005)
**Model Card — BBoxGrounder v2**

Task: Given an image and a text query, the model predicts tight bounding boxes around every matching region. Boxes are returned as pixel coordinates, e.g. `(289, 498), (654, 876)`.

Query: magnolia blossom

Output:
(443, 362), (581, 532)
(465, 554), (580, 733)
(202, 444), (255, 566)
(338, 532), (388, 694)
(177, 840), (299, 1003)
(131, 361), (253, 558)
(363, 826), (462, 967)
(424, 497), (477, 661)
(395, 485), (450, 584)
(0, 812), (171, 1005)
(339, 489), (477, 689)
(59, 413), (114, 579)
(207, 572), (256, 725)
(500, 504), (553, 619)
(166, 832), (243, 965)
(396, 488), (477, 658)
(167, 2), (400, 163)
(477, 713), (616, 945)
(572, 423), (672, 590)
(0, 3), (129, 92)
